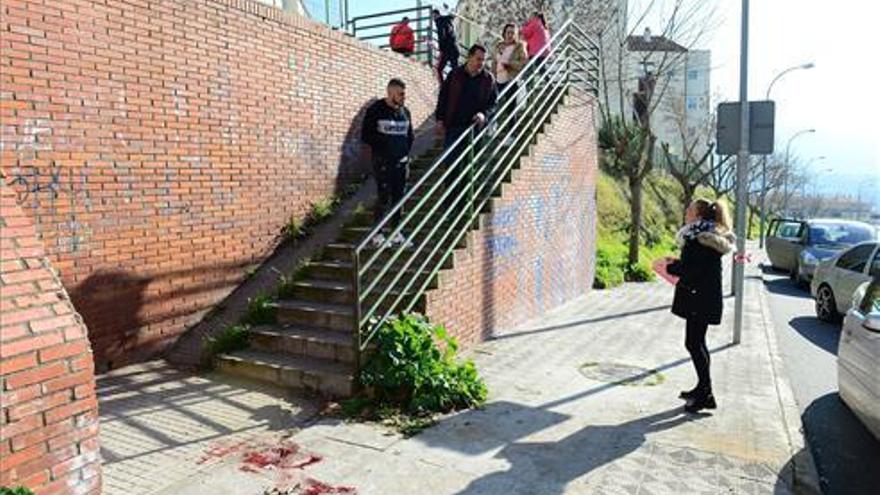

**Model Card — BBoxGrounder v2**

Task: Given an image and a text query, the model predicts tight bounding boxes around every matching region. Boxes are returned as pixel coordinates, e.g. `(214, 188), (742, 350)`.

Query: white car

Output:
(811, 242), (880, 322)
(838, 280), (880, 441)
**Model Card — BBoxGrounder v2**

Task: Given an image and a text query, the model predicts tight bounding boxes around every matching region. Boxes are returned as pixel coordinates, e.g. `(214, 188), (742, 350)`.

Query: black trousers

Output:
(685, 318), (712, 395)
(373, 158), (408, 229)
(436, 48), (459, 82)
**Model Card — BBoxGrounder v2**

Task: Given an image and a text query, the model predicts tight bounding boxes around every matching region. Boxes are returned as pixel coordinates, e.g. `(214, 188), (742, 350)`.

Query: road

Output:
(761, 269), (880, 495)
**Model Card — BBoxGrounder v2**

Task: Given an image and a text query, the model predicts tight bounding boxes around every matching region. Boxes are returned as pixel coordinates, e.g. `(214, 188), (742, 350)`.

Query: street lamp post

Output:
(759, 63), (814, 248)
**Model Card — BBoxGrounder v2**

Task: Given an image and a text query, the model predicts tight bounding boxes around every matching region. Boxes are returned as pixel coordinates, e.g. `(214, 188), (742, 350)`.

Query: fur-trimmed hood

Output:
(696, 230), (737, 255)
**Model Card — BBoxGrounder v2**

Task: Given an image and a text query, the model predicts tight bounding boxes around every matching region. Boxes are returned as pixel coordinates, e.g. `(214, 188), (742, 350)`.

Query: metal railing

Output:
(351, 20), (600, 352)
(348, 5), (436, 65)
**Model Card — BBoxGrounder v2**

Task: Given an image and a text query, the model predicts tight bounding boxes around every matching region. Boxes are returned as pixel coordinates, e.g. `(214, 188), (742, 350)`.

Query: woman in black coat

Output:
(667, 199), (735, 413)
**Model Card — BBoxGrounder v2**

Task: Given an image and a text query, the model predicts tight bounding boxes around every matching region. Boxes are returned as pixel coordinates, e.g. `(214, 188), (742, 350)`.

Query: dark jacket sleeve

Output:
(435, 75), (450, 124)
(361, 103), (378, 148)
(406, 107), (414, 153)
(484, 76), (498, 120)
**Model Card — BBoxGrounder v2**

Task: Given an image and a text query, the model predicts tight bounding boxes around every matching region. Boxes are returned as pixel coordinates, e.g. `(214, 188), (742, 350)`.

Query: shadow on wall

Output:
(69, 260), (252, 372)
(334, 96), (439, 199)
(70, 270), (149, 373)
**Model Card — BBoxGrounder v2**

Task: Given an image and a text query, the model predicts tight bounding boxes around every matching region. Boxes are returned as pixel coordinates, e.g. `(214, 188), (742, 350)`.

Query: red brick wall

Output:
(1, 183), (102, 495)
(425, 94), (598, 345)
(0, 0), (438, 369)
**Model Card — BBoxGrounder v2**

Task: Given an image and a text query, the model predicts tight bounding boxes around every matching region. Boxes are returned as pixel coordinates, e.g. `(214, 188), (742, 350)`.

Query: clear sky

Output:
(703, 0), (879, 205)
(349, 1), (879, 204)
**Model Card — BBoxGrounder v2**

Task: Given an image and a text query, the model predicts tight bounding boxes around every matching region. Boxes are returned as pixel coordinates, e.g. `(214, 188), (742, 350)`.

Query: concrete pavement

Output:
(99, 260), (819, 494)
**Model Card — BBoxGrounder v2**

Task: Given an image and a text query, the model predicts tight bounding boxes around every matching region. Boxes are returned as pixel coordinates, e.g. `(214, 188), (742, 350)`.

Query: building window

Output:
(687, 97), (697, 109)
(688, 70), (698, 80)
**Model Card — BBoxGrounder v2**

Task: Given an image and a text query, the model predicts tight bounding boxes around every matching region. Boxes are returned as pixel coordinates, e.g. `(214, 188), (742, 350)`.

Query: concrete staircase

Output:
(215, 101), (565, 397)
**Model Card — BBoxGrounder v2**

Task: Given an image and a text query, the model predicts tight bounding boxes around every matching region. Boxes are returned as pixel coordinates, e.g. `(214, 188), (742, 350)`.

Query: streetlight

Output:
(758, 62), (815, 248)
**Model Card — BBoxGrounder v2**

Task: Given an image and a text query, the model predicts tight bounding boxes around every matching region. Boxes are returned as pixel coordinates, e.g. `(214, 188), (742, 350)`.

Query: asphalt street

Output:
(761, 269), (880, 495)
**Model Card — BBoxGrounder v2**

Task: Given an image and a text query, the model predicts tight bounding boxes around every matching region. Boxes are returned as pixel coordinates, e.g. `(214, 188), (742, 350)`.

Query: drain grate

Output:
(579, 362), (665, 386)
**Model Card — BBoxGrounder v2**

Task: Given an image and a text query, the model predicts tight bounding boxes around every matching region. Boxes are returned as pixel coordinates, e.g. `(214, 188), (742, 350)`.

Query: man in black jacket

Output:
(435, 44), (497, 149)
(432, 8), (460, 83)
(361, 78), (414, 246)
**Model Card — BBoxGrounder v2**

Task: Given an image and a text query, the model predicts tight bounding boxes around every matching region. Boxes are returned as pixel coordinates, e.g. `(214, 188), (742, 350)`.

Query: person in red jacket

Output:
(390, 17), (415, 57)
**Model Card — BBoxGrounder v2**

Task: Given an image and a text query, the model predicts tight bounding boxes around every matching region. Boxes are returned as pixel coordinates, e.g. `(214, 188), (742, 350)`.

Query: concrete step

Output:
(248, 324), (356, 364)
(339, 224), (469, 249)
(276, 300), (354, 331)
(306, 260), (354, 281)
(289, 278), (428, 310)
(215, 349), (354, 397)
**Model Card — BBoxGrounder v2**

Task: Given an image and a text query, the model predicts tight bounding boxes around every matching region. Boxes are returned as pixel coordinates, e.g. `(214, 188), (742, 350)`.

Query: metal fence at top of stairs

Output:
(348, 5), (436, 65)
(350, 19), (601, 358)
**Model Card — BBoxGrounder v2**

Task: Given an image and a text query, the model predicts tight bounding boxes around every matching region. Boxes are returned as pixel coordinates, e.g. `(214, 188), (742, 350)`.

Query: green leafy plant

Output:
(241, 292), (277, 325)
(310, 198), (335, 223)
(281, 215), (304, 241)
(275, 262), (311, 299)
(360, 314), (488, 416)
(204, 324), (251, 358)
(625, 261), (656, 282)
(0, 488), (35, 495)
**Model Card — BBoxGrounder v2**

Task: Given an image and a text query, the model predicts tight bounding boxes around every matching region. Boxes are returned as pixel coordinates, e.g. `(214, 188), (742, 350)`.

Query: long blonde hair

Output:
(692, 198), (731, 232)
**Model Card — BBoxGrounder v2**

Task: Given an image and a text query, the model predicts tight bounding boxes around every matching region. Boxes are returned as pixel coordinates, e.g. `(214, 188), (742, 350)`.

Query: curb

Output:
(752, 260), (822, 495)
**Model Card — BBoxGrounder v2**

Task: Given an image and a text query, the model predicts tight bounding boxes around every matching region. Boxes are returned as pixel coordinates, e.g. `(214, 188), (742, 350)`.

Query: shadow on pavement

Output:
(788, 316), (840, 355)
(774, 446), (818, 495)
(802, 393), (880, 495)
(489, 304), (672, 341)
(764, 276), (812, 299)
(451, 407), (701, 495)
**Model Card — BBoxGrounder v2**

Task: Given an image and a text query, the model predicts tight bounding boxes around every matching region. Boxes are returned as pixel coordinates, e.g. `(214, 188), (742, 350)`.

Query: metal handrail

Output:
(351, 20), (600, 351)
(349, 5), (435, 64)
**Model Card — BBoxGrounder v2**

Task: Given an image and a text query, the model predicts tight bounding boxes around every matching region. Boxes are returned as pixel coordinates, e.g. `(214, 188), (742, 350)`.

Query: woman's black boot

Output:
(684, 393), (717, 413)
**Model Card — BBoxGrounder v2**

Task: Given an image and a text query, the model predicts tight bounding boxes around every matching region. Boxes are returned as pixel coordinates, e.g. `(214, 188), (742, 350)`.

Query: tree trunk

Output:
(682, 184), (695, 225)
(628, 174), (642, 267)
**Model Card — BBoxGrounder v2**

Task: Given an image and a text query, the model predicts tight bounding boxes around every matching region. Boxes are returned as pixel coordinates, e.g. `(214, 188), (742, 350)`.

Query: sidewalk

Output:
(99, 260), (818, 494)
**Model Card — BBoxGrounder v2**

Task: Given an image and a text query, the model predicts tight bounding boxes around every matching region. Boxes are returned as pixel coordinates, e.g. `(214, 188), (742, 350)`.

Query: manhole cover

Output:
(579, 362), (664, 386)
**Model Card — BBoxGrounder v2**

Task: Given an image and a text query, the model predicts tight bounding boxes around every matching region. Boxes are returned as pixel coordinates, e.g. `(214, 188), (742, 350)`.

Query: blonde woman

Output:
(667, 199), (735, 413)
(494, 23), (527, 95)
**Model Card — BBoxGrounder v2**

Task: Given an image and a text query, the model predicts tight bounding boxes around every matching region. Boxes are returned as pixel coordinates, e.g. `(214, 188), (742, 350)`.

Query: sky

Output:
(349, 1), (880, 205)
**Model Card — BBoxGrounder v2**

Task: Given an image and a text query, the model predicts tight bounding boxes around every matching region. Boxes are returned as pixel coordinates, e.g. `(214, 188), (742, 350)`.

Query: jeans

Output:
(685, 318), (712, 395)
(372, 157), (408, 229)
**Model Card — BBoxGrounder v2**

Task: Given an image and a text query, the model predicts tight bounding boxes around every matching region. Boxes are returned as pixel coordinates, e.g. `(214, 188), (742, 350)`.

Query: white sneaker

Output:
(390, 232), (411, 248)
(371, 232), (386, 248)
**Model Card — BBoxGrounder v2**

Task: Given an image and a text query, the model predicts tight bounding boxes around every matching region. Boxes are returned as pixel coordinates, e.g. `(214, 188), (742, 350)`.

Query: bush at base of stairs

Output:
(358, 314), (488, 418)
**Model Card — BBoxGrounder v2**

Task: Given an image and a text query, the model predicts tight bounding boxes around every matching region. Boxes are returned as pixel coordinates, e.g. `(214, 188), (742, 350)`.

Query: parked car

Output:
(838, 279), (880, 441)
(765, 218), (878, 284)
(811, 242), (880, 321)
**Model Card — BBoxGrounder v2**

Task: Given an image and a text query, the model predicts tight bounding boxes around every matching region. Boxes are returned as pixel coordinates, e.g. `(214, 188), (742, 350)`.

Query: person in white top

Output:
(493, 24), (527, 144)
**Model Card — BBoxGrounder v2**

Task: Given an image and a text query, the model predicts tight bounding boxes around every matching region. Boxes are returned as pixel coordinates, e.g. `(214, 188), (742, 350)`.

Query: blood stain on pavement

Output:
(300, 478), (357, 495)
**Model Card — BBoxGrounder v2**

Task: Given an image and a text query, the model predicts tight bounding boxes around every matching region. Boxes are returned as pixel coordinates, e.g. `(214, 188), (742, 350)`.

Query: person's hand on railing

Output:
(472, 112), (486, 128)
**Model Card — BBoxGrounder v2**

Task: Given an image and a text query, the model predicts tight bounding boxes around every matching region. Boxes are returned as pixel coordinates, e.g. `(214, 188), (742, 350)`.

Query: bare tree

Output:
(596, 0), (720, 266)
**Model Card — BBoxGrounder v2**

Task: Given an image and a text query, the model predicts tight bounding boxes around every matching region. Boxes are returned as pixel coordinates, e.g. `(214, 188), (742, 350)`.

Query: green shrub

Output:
(204, 324), (250, 358)
(241, 292), (277, 325)
(281, 216), (304, 241)
(310, 198), (335, 223)
(360, 314), (488, 416)
(1, 488), (35, 495)
(625, 261), (656, 282)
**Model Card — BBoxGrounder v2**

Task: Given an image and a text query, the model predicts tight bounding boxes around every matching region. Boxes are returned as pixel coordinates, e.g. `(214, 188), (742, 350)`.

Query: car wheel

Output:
(815, 285), (839, 323)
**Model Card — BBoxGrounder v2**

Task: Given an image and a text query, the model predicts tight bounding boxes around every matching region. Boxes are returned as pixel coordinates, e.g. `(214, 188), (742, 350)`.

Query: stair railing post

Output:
(350, 248), (362, 392)
(426, 12), (434, 67)
(467, 127), (476, 225)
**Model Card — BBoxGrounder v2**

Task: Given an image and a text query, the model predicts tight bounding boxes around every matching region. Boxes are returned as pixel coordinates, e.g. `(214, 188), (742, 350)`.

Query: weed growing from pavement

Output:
(204, 324), (251, 361)
(241, 292), (277, 326)
(330, 314), (488, 437)
(0, 487), (35, 495)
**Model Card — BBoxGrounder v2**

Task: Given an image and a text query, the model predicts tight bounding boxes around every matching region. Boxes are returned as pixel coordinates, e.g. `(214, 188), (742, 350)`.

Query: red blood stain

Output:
(197, 439), (250, 464)
(300, 478), (357, 495)
(238, 441), (324, 473)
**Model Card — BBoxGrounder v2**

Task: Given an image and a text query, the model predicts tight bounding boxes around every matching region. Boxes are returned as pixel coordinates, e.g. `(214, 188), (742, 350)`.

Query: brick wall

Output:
(425, 94), (598, 345)
(0, 0), (438, 370)
(1, 183), (102, 494)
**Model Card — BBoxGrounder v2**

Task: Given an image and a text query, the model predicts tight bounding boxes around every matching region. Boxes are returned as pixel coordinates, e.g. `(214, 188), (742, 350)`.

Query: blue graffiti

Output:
(487, 235), (518, 259)
(489, 203), (521, 229)
(541, 154), (569, 170)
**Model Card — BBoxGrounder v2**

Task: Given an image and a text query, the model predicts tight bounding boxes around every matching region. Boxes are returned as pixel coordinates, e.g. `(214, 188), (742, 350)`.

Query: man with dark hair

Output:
(434, 44), (497, 207)
(432, 8), (459, 82)
(361, 78), (414, 246)
(435, 44), (497, 148)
